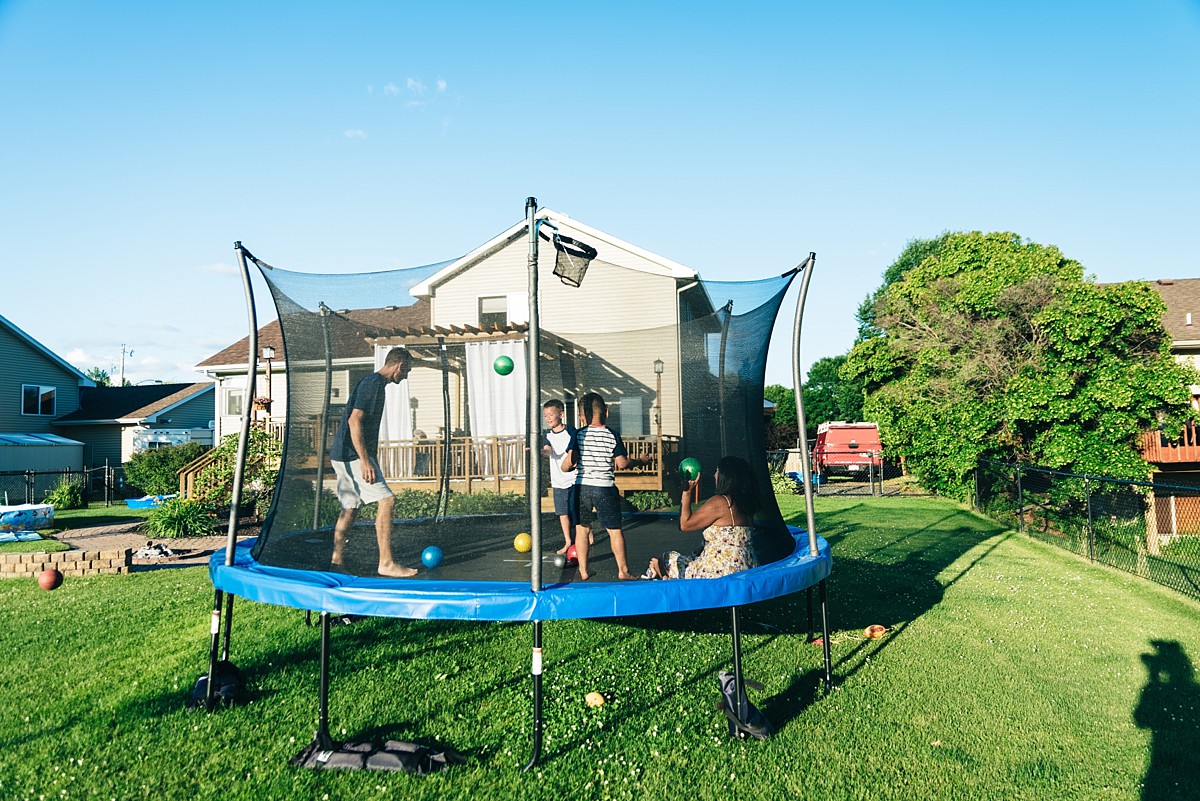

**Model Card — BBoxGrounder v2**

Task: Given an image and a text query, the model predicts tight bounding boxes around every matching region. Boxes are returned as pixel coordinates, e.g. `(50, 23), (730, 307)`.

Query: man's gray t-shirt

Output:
(330, 372), (388, 463)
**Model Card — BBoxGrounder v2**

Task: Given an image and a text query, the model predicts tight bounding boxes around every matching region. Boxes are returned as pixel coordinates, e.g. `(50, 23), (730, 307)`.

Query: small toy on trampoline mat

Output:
(513, 532), (532, 553)
(678, 457), (702, 481)
(565, 544), (578, 565)
(421, 546), (444, 569)
(493, 355), (514, 376)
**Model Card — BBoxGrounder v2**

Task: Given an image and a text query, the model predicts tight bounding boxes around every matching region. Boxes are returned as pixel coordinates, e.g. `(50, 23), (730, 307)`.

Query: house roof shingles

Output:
(196, 301), (432, 368)
(55, 382), (213, 424)
(1149, 278), (1200, 344)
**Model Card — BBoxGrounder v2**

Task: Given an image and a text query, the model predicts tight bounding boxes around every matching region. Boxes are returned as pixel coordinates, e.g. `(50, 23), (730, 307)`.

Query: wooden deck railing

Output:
(1141, 420), (1200, 465)
(181, 419), (682, 497)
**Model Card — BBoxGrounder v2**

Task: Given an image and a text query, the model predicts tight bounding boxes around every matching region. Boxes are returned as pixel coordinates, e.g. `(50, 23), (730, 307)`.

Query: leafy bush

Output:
(627, 491), (672, 511)
(143, 498), (218, 538)
(43, 477), (86, 510)
(194, 429), (282, 517)
(124, 441), (209, 496)
(390, 489), (442, 520)
(770, 471), (800, 496)
(449, 491), (525, 516)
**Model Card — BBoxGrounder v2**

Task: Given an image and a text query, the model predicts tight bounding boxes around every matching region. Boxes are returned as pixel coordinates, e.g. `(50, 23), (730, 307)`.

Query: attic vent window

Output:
(1188, 312), (1194, 327)
(479, 296), (507, 328)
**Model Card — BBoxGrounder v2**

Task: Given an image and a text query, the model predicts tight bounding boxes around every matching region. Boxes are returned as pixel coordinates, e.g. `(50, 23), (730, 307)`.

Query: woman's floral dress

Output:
(664, 497), (757, 579)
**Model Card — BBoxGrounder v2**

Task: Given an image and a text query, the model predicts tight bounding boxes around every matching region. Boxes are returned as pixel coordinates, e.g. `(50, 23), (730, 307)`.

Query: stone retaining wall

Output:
(0, 549), (132, 579)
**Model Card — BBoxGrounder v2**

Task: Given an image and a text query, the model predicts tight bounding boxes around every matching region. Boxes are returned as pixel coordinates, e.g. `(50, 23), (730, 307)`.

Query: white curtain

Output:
(374, 346), (412, 443)
(466, 340), (525, 438)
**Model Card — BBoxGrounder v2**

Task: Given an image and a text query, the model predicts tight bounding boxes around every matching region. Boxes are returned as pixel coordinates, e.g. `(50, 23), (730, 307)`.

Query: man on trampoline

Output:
(329, 347), (418, 578)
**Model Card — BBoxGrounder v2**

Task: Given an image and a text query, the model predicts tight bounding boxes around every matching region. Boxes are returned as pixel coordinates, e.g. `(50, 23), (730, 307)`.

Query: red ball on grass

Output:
(38, 568), (63, 591)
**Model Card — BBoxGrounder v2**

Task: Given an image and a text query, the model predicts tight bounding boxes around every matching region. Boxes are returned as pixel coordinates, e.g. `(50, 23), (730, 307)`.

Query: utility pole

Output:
(118, 344), (133, 387)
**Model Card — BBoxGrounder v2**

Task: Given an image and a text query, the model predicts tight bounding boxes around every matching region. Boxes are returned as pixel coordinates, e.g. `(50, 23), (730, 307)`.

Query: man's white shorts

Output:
(331, 458), (394, 508)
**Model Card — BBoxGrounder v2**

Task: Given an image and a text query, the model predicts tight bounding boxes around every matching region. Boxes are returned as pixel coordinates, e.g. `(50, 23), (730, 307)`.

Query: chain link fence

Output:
(0, 466), (127, 507)
(975, 460), (1200, 601)
(767, 449), (929, 498)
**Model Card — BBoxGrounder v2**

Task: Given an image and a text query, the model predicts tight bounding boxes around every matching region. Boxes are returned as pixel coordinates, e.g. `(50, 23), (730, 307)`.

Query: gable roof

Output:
(55, 382), (214, 425)
(408, 209), (696, 296)
(0, 312), (94, 386)
(195, 300), (432, 369)
(1148, 278), (1200, 345)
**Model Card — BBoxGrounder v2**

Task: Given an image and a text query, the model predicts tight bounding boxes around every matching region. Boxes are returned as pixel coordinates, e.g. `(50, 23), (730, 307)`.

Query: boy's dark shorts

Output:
(552, 485), (577, 519)
(575, 484), (622, 530)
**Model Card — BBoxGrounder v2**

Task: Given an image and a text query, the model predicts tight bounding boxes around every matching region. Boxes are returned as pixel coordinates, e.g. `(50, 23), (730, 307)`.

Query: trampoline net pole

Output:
(790, 253), (820, 556)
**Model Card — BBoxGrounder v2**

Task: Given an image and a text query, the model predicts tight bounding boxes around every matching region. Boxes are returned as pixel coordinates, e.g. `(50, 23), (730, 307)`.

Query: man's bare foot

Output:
(617, 571), (637, 581)
(556, 544), (570, 555)
(378, 562), (418, 578)
(578, 569), (590, 581)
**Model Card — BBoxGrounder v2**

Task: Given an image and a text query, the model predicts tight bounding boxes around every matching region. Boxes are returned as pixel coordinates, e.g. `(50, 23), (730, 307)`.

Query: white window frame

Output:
(21, 384), (56, 416)
(224, 388), (245, 416)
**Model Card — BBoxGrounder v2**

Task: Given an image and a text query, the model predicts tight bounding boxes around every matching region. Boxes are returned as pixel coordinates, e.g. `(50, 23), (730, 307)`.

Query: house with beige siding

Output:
(196, 210), (728, 494)
(0, 313), (92, 472)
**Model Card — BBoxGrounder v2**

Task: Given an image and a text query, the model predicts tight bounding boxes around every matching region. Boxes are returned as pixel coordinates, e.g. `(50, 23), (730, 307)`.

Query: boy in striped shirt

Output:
(561, 392), (649, 580)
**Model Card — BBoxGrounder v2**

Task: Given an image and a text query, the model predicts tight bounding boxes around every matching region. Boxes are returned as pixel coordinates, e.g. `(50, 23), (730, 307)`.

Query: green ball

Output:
(493, 355), (515, 376)
(679, 457), (702, 481)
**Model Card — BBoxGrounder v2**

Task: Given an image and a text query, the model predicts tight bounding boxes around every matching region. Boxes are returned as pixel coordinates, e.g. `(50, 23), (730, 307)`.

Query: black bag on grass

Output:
(187, 660), (244, 709)
(291, 738), (466, 774)
(716, 670), (773, 740)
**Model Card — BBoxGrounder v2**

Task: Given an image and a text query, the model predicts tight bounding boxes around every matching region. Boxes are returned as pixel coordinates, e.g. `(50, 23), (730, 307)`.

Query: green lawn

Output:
(0, 501), (152, 553)
(0, 495), (1196, 800)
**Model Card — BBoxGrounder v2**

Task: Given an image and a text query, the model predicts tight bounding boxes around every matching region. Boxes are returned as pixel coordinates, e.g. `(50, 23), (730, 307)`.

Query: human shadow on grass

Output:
(1134, 639), (1200, 801)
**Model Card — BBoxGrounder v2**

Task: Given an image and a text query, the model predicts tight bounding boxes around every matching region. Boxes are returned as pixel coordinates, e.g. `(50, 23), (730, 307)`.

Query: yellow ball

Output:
(513, 532), (532, 553)
(585, 691), (606, 708)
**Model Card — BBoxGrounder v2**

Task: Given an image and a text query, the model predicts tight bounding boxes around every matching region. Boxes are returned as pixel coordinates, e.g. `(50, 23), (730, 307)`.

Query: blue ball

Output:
(421, 546), (443, 569)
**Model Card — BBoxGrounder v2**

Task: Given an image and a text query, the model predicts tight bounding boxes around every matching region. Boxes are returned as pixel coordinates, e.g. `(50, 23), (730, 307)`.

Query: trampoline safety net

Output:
(245, 231), (797, 585)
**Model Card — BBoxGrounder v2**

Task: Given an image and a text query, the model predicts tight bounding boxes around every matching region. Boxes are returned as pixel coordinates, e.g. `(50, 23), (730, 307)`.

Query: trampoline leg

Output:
(819, 579), (833, 693)
(731, 606), (747, 722)
(220, 592), (235, 662)
(524, 621), (543, 770)
(805, 587), (815, 642)
(204, 589), (223, 711)
(316, 612), (335, 750)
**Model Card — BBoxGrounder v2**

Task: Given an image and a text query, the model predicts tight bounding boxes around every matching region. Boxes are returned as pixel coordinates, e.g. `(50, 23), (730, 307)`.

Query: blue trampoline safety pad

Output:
(210, 529), (831, 622)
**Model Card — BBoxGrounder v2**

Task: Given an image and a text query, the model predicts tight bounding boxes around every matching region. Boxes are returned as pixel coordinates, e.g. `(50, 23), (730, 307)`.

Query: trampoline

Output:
(202, 198), (831, 769)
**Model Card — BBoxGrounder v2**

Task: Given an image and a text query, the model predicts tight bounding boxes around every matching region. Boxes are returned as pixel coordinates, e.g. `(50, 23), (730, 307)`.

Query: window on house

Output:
(479, 296), (508, 329)
(21, 385), (56, 416)
(225, 388), (244, 416)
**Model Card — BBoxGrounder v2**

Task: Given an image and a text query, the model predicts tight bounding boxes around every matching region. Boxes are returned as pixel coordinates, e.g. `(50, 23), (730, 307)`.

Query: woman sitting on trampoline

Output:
(646, 455), (760, 580)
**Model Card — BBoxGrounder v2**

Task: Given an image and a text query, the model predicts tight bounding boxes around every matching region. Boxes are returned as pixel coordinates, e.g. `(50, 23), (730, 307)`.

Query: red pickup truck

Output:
(813, 422), (882, 477)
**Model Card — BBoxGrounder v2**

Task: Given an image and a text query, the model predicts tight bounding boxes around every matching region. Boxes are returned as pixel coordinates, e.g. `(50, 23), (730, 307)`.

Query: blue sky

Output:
(1, 1), (1198, 387)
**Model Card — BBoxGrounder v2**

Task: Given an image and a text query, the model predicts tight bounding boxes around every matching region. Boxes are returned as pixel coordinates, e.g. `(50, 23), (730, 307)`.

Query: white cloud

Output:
(407, 77), (425, 94)
(406, 100), (426, 109)
(384, 82), (400, 96)
(344, 129), (367, 139)
(199, 262), (238, 275)
(65, 347), (94, 366)
(436, 79), (446, 92)
(139, 355), (163, 367)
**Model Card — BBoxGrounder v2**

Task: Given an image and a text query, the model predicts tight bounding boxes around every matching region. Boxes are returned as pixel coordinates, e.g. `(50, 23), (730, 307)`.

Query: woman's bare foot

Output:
(378, 561), (418, 578)
(649, 557), (664, 579)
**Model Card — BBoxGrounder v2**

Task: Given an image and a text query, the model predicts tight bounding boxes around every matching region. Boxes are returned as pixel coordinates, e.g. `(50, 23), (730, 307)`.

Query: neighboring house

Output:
(0, 312), (92, 472)
(54, 383), (215, 468)
(195, 210), (759, 494)
(1140, 278), (1200, 474)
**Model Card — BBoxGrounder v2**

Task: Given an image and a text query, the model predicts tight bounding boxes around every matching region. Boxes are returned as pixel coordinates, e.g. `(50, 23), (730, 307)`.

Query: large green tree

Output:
(843, 231), (1196, 496)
